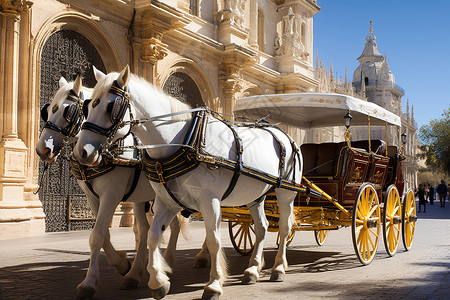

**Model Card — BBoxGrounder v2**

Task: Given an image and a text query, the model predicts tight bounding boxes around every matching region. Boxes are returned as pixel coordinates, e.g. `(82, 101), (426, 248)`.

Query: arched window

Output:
(364, 77), (369, 86)
(258, 8), (264, 52)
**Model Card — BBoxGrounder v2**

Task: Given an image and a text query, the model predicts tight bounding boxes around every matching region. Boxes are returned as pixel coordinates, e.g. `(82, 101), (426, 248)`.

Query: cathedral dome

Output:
(353, 21), (395, 92)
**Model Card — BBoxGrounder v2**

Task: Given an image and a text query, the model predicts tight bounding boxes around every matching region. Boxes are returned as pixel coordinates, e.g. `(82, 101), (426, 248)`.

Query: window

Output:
(364, 77), (369, 86)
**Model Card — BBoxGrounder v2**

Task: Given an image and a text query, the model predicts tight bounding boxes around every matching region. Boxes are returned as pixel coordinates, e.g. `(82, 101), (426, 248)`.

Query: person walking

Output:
(428, 185), (435, 205)
(437, 180), (448, 208)
(416, 184), (427, 213)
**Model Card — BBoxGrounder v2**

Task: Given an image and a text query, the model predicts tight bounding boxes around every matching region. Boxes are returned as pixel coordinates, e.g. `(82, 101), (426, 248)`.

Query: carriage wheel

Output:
(352, 183), (381, 265)
(276, 228), (296, 248)
(382, 185), (402, 256)
(402, 189), (417, 251)
(314, 230), (328, 246)
(228, 221), (255, 256)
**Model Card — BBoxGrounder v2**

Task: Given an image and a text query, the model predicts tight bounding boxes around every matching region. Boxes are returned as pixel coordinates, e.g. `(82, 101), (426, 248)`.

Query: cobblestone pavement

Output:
(1, 199), (449, 300)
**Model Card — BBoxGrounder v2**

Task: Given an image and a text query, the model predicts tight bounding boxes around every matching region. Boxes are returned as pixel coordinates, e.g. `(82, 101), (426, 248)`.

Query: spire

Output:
(357, 20), (383, 62)
(345, 68), (348, 85)
(406, 99), (410, 121)
(411, 104), (415, 124)
(366, 20), (376, 42)
(330, 60), (334, 79)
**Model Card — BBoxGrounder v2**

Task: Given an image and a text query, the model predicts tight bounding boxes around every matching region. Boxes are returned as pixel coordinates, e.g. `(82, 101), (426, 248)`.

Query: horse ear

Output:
(73, 75), (82, 96)
(117, 65), (130, 87)
(59, 77), (68, 88)
(93, 65), (106, 82)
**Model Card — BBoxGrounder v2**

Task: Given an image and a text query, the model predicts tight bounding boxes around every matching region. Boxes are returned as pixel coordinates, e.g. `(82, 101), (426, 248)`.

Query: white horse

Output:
(74, 66), (301, 299)
(35, 75), (183, 300)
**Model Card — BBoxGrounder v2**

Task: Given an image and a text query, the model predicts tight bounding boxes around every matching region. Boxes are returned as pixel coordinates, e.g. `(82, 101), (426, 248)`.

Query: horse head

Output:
(36, 75), (87, 162)
(74, 65), (132, 166)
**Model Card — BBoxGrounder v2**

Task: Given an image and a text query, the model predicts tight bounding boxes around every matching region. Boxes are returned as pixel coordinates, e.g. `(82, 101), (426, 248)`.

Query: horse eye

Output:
(52, 105), (59, 113)
(92, 98), (100, 108)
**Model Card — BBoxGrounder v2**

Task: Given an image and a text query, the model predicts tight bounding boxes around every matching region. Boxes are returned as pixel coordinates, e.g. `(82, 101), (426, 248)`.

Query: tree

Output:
(419, 107), (450, 175)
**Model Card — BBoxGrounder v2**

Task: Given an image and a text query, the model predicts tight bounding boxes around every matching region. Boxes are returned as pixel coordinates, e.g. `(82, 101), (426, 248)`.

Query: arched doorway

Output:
(162, 72), (204, 107)
(39, 30), (107, 232)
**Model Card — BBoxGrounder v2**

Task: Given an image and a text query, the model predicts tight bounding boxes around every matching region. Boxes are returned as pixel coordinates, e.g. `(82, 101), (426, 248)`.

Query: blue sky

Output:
(313, 1), (450, 133)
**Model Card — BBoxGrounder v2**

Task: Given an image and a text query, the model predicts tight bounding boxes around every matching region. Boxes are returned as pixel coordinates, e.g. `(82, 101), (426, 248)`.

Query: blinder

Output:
(82, 99), (92, 118)
(81, 80), (130, 138)
(40, 103), (50, 122)
(41, 89), (83, 138)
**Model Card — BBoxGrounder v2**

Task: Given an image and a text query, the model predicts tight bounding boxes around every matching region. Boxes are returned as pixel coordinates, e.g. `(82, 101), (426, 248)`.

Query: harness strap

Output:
(260, 127), (286, 188)
(161, 180), (197, 216)
(120, 167), (141, 202)
(221, 122), (243, 200)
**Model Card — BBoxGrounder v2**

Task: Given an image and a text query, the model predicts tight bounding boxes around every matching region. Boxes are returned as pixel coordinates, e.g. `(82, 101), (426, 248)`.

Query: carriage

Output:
(214, 93), (417, 265)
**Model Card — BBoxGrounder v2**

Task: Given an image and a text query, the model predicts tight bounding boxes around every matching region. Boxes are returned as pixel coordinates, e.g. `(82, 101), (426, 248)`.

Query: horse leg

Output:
(76, 195), (120, 300)
(84, 187), (130, 276)
(194, 240), (210, 268)
(200, 197), (228, 300)
(162, 213), (181, 269)
(121, 202), (150, 290)
(147, 200), (178, 299)
(270, 189), (296, 282)
(242, 198), (268, 284)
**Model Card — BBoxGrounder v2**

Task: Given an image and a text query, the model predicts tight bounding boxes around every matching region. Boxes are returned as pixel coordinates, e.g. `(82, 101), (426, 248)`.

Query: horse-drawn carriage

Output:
(220, 93), (417, 265)
(49, 66), (416, 299)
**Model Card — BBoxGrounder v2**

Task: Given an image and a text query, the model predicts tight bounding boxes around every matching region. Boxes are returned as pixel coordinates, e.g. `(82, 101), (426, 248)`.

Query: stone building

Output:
(0, 0), (321, 237)
(0, 1), (417, 238)
(313, 20), (418, 191)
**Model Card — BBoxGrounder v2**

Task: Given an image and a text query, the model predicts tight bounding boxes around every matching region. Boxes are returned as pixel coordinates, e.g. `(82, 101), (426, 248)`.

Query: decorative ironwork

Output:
(39, 30), (106, 232)
(163, 72), (203, 107)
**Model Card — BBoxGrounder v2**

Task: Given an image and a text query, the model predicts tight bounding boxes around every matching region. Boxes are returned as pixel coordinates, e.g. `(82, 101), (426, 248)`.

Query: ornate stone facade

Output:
(1, 1), (417, 237)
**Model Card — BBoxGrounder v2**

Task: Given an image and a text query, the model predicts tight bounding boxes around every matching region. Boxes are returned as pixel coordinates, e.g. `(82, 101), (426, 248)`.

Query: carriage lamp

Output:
(344, 111), (352, 148)
(401, 131), (407, 144)
(344, 112), (352, 129)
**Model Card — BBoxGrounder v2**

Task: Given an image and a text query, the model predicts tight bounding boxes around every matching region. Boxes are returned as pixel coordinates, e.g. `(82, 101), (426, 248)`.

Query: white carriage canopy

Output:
(234, 93), (401, 128)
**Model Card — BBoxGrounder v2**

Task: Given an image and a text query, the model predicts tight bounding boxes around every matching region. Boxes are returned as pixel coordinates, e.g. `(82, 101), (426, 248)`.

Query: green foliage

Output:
(417, 169), (449, 186)
(419, 107), (450, 175)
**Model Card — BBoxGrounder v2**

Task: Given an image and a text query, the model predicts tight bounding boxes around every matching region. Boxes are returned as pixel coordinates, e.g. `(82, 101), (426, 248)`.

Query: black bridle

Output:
(81, 80), (131, 144)
(40, 89), (84, 138)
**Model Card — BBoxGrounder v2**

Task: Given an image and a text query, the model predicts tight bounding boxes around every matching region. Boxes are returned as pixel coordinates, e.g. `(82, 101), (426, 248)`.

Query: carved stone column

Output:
(135, 1), (189, 84)
(0, 1), (43, 238)
(219, 44), (256, 115)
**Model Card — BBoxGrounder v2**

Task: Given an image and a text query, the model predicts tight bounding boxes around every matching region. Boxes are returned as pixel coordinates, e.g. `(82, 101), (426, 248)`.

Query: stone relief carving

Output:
(274, 7), (308, 60)
(217, 0), (247, 28)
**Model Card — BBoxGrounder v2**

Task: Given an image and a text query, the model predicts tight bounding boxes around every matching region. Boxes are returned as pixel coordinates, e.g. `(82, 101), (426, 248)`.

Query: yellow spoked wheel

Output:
(352, 183), (381, 265)
(382, 185), (402, 256)
(402, 189), (417, 251)
(314, 230), (328, 246)
(228, 221), (255, 256)
(276, 228), (296, 248)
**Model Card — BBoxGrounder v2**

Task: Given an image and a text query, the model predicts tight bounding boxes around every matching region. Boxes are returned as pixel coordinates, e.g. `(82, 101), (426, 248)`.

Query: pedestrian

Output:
(428, 185), (435, 205)
(416, 184), (427, 213)
(437, 180), (448, 208)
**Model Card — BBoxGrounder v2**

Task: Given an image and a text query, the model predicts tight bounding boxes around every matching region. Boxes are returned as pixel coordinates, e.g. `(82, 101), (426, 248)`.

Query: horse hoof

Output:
(194, 257), (209, 268)
(241, 272), (257, 285)
(201, 289), (220, 300)
(269, 271), (285, 282)
(120, 277), (139, 290)
(76, 287), (95, 300)
(150, 282), (170, 299)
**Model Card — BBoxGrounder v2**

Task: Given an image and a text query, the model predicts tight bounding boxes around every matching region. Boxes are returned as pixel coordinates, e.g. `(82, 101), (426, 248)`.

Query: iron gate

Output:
(163, 72), (203, 107)
(39, 30), (106, 232)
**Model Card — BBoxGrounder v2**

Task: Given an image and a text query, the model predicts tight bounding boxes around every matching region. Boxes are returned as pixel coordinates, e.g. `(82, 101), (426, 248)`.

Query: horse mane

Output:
(92, 72), (191, 120)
